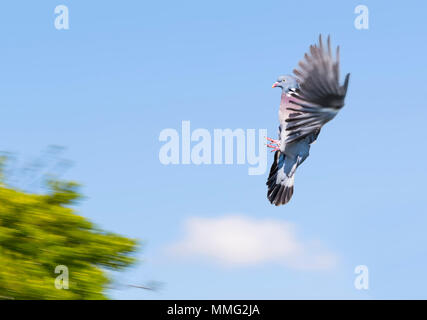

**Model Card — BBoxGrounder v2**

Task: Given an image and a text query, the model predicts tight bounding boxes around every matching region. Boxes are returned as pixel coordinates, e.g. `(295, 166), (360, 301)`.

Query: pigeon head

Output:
(272, 75), (299, 92)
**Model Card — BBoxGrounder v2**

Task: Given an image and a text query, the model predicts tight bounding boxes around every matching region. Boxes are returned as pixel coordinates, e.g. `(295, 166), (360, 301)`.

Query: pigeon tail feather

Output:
(266, 152), (295, 206)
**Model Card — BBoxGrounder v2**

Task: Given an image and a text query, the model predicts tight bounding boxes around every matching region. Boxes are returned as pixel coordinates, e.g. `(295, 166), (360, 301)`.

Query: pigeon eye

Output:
(282, 79), (286, 82)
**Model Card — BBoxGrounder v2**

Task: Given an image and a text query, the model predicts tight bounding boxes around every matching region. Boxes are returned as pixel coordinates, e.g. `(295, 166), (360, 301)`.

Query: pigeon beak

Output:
(272, 82), (279, 88)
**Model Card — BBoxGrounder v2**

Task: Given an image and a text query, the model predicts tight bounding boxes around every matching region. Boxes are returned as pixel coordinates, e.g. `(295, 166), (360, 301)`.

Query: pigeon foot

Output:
(266, 137), (281, 152)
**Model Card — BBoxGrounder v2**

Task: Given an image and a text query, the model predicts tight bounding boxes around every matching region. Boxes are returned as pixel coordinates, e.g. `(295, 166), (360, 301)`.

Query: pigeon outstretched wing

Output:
(284, 35), (350, 144)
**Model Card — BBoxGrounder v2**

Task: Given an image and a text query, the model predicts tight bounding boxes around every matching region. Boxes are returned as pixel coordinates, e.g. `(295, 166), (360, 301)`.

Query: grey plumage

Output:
(267, 35), (350, 206)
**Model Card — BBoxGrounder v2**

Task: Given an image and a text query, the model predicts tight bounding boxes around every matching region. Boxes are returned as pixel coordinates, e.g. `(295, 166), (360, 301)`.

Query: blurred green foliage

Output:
(0, 157), (138, 299)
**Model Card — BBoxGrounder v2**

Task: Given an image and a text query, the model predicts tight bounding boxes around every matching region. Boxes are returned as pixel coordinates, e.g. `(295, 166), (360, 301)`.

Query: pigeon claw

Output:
(267, 144), (280, 152)
(266, 137), (280, 144)
(266, 137), (281, 152)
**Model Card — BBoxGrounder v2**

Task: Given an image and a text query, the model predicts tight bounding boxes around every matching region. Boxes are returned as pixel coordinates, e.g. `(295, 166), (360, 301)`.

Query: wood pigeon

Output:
(267, 35), (350, 206)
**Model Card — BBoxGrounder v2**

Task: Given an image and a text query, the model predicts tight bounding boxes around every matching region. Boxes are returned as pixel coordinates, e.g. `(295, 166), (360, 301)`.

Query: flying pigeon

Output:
(266, 35), (350, 206)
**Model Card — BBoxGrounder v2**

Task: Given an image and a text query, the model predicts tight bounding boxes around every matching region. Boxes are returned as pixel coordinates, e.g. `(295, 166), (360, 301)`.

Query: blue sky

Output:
(1, 1), (426, 299)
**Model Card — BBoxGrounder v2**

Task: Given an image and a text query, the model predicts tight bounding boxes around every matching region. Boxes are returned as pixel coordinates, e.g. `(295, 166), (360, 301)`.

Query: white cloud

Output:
(168, 215), (337, 270)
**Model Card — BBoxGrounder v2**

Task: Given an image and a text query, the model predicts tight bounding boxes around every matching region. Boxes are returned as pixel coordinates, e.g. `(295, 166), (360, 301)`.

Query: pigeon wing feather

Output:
(284, 35), (350, 144)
